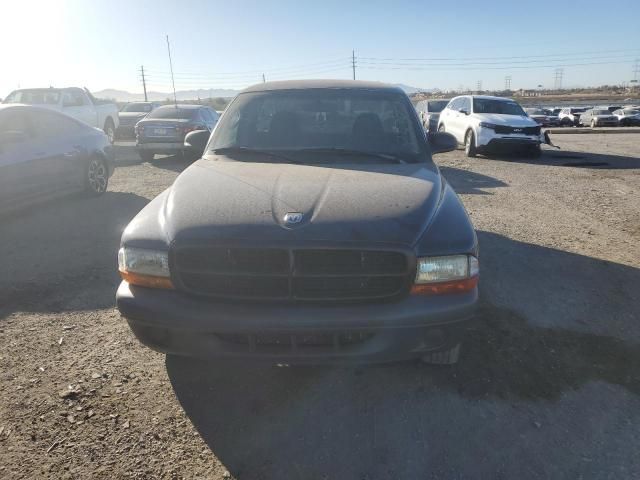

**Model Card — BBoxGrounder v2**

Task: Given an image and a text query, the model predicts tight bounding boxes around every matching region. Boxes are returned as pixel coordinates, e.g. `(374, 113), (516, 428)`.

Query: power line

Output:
(358, 59), (633, 71)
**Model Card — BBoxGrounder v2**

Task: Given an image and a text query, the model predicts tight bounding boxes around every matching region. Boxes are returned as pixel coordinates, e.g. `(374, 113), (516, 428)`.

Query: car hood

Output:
(119, 112), (148, 119)
(473, 114), (538, 126)
(160, 159), (442, 247)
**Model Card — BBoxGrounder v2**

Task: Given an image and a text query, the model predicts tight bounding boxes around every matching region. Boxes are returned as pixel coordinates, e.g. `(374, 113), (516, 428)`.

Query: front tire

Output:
(103, 118), (116, 144)
(422, 343), (461, 365)
(464, 129), (477, 157)
(85, 156), (108, 196)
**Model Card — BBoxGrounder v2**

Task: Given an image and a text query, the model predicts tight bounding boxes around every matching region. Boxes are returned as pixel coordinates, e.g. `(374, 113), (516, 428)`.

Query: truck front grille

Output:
(172, 247), (411, 302)
(494, 125), (541, 135)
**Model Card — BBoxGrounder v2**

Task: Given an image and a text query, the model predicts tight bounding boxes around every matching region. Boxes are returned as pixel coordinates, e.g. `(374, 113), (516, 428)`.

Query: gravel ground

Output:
(0, 134), (639, 479)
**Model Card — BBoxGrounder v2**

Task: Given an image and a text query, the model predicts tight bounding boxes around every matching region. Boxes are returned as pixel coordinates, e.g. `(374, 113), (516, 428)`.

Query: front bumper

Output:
(116, 281), (478, 364)
(477, 128), (541, 150)
(594, 120), (618, 127)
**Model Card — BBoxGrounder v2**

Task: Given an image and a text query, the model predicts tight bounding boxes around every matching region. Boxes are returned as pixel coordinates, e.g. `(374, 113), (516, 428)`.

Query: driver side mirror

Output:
(459, 108), (469, 115)
(428, 131), (457, 154)
(184, 130), (210, 156)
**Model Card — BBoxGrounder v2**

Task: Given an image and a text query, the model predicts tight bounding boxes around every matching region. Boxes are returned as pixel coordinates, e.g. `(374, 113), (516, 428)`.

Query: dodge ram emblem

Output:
(284, 212), (304, 225)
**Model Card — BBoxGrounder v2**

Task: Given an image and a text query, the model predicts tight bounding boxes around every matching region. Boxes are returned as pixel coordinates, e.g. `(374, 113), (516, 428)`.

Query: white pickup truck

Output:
(3, 87), (119, 143)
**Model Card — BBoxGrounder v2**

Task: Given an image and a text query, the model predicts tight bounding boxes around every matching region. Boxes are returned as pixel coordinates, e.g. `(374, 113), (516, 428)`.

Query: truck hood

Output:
(161, 159), (442, 247)
(473, 114), (538, 126)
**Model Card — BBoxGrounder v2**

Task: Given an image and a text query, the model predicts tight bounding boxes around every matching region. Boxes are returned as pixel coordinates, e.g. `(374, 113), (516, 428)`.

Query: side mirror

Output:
(459, 109), (469, 115)
(428, 131), (457, 154)
(184, 130), (210, 156)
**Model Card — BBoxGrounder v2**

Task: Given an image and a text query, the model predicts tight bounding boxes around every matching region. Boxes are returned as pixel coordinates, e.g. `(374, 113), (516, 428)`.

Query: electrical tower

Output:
(504, 75), (512, 91)
(633, 59), (640, 82)
(554, 68), (564, 90)
(139, 66), (148, 101)
(476, 80), (482, 92)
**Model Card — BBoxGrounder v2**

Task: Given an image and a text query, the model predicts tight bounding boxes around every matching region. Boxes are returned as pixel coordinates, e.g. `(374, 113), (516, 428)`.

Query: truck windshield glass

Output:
(427, 100), (448, 112)
(122, 103), (152, 113)
(473, 98), (525, 116)
(146, 107), (196, 119)
(209, 89), (423, 160)
(4, 89), (61, 105)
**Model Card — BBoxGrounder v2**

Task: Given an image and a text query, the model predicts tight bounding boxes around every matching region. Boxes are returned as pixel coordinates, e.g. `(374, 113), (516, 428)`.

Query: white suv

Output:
(438, 95), (542, 157)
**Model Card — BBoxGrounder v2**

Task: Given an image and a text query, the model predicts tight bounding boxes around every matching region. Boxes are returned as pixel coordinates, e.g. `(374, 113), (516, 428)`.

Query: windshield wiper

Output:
(297, 147), (406, 164)
(211, 147), (302, 164)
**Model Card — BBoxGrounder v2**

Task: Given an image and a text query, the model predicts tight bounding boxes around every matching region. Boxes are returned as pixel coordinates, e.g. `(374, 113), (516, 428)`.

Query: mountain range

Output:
(94, 84), (433, 102)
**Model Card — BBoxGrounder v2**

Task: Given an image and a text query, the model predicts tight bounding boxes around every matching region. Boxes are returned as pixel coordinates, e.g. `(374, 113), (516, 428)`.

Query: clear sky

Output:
(2, 0), (639, 97)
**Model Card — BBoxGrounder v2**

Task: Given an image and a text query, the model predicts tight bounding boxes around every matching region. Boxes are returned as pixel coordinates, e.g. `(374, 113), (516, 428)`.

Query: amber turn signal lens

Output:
(120, 271), (174, 289)
(410, 276), (478, 295)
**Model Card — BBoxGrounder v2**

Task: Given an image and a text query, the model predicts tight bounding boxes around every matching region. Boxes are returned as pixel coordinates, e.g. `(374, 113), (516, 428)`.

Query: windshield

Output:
(209, 89), (424, 161)
(571, 108), (587, 113)
(473, 98), (525, 115)
(146, 107), (196, 120)
(427, 100), (449, 112)
(592, 110), (610, 115)
(4, 89), (60, 105)
(526, 109), (546, 115)
(122, 103), (153, 112)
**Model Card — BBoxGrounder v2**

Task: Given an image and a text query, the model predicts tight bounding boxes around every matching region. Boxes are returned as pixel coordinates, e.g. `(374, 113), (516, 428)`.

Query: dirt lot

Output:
(1, 134), (639, 479)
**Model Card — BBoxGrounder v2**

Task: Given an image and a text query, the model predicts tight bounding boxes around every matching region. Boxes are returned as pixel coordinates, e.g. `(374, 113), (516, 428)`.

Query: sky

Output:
(2, 0), (639, 98)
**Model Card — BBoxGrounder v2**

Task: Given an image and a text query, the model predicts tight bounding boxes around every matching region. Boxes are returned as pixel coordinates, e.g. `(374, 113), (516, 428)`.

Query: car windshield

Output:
(593, 110), (610, 115)
(473, 98), (525, 115)
(526, 109), (546, 115)
(209, 89), (423, 162)
(146, 107), (196, 119)
(121, 103), (152, 112)
(4, 89), (61, 105)
(427, 100), (448, 112)
(572, 108), (587, 113)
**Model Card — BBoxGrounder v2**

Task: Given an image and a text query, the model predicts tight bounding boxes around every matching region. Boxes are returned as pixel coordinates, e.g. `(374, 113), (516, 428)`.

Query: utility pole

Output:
(352, 50), (356, 80)
(554, 68), (564, 90)
(140, 66), (148, 101)
(262, 73), (266, 83)
(165, 35), (178, 107)
(504, 75), (512, 91)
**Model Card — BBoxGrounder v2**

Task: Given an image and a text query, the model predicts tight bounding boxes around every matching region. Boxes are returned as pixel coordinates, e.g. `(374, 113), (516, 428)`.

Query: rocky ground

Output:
(0, 134), (638, 479)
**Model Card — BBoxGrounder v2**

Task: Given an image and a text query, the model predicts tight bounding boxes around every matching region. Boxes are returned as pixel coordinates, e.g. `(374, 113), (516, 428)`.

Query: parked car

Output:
(541, 108), (561, 126)
(135, 104), (219, 161)
(438, 95), (542, 157)
(0, 105), (114, 213)
(558, 107), (588, 126)
(604, 105), (623, 113)
(579, 109), (619, 127)
(117, 102), (161, 138)
(415, 99), (451, 131)
(3, 87), (119, 143)
(116, 79), (476, 365)
(612, 108), (640, 126)
(546, 107), (562, 116)
(525, 108), (560, 127)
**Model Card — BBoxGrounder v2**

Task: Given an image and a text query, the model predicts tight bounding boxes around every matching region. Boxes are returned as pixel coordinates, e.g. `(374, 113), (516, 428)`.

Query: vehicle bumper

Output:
(136, 142), (185, 153)
(594, 121), (618, 127)
(477, 130), (541, 150)
(116, 125), (136, 138)
(116, 281), (478, 364)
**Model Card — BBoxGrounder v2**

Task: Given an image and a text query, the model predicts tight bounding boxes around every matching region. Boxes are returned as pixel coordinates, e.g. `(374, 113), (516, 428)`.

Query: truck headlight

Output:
(118, 247), (173, 289)
(479, 122), (497, 129)
(412, 255), (478, 295)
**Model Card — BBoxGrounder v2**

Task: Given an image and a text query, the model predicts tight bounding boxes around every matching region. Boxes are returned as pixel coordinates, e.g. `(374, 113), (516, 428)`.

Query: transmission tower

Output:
(633, 59), (640, 82)
(554, 68), (564, 90)
(476, 80), (482, 92)
(504, 75), (512, 91)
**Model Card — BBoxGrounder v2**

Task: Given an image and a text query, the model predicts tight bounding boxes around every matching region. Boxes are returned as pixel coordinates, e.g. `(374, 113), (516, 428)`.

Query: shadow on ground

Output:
(113, 143), (194, 172)
(0, 191), (149, 318)
(439, 166), (508, 194)
(167, 231), (640, 479)
(483, 149), (640, 169)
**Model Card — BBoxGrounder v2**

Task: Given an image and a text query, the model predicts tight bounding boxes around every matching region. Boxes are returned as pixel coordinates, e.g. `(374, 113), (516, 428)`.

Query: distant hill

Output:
(393, 84), (437, 95)
(94, 88), (239, 102)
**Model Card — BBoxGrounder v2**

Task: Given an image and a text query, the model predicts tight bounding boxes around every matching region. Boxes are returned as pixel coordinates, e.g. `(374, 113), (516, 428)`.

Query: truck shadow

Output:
(484, 149), (640, 169)
(166, 231), (640, 479)
(439, 166), (508, 195)
(0, 191), (149, 319)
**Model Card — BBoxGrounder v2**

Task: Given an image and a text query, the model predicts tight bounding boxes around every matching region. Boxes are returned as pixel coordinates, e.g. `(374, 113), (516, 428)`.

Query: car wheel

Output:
(103, 118), (116, 144)
(422, 343), (461, 365)
(85, 156), (108, 196)
(139, 151), (154, 162)
(464, 129), (477, 157)
(527, 144), (542, 158)
(561, 118), (571, 127)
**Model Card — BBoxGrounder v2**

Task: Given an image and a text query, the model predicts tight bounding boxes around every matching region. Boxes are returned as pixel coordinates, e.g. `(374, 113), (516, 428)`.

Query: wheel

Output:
(85, 156), (108, 195)
(422, 343), (461, 365)
(464, 129), (477, 157)
(139, 151), (154, 162)
(561, 118), (572, 127)
(103, 118), (116, 144)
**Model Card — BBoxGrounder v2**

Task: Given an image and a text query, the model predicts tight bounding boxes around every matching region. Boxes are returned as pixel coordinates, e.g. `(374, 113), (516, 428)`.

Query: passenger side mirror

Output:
(428, 131), (457, 154)
(184, 130), (210, 156)
(459, 108), (469, 115)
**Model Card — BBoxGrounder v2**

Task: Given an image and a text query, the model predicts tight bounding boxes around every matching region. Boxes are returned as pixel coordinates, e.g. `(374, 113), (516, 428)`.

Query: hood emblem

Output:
(513, 128), (523, 132)
(284, 212), (304, 225)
